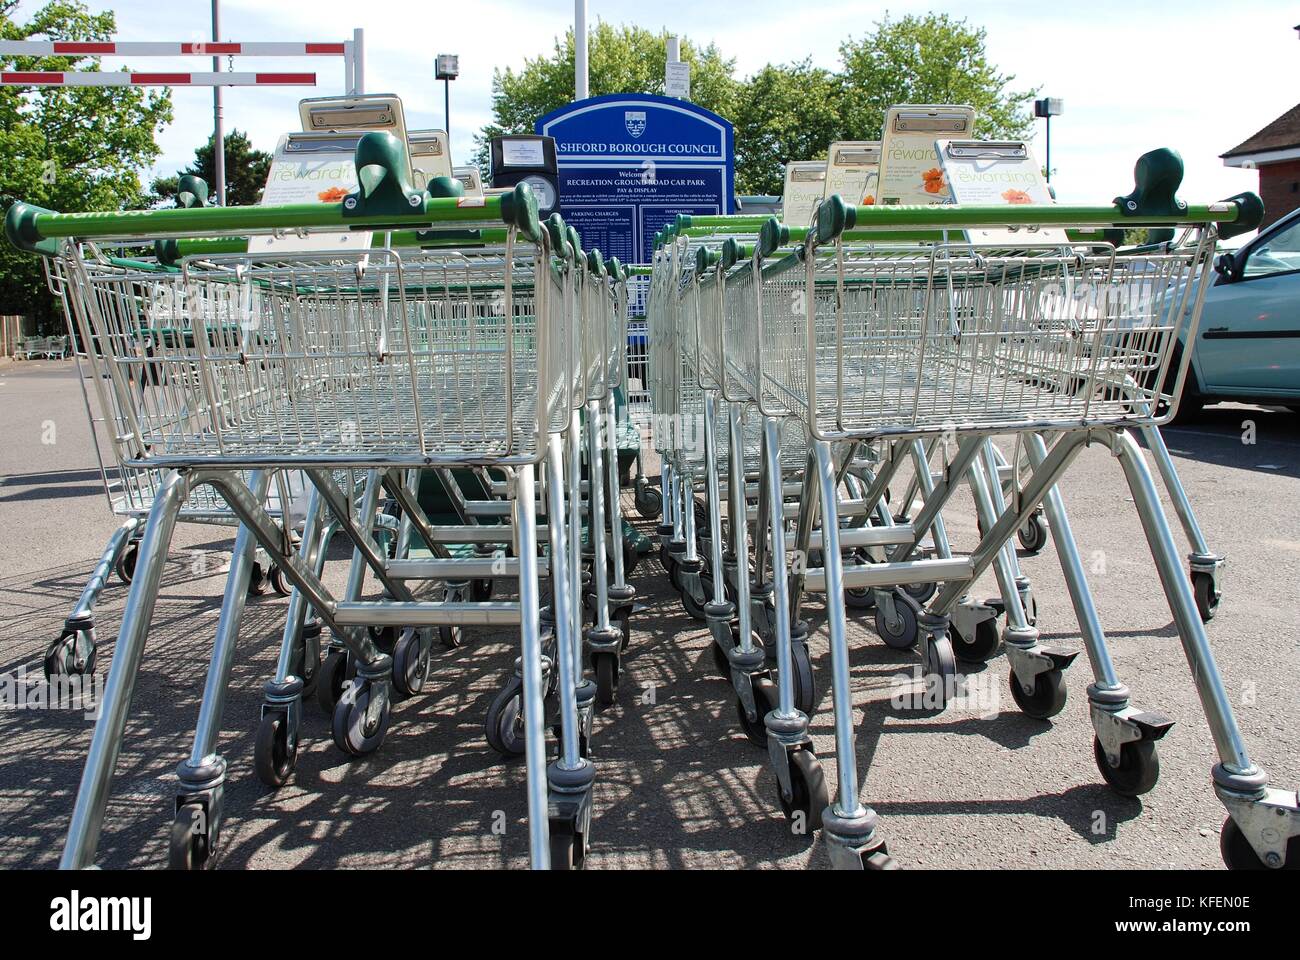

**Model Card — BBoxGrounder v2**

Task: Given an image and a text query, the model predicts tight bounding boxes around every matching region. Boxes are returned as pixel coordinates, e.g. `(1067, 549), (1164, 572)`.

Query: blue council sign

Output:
(537, 93), (735, 266)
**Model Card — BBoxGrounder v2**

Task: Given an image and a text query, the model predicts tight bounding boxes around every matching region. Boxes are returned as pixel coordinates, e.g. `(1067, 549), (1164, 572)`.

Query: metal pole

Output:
(574, 0), (588, 100)
(444, 78), (450, 135)
(353, 27), (365, 94)
(1045, 115), (1052, 184)
(211, 0), (225, 206)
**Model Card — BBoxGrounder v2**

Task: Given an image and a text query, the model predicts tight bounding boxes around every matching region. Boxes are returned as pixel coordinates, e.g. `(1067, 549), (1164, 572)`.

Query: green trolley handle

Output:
(5, 131), (544, 252)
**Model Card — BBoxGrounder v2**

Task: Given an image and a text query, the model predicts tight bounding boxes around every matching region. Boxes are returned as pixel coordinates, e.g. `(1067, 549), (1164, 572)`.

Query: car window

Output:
(1242, 219), (1300, 278)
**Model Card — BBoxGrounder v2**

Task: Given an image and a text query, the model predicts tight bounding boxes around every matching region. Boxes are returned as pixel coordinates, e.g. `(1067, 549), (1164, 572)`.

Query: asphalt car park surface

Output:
(0, 359), (1296, 869)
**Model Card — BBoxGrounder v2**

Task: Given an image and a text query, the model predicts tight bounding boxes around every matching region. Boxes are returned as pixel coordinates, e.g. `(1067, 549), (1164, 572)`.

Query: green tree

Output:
(731, 61), (843, 196)
(837, 13), (1037, 145)
(474, 21), (740, 175)
(0, 0), (173, 330)
(151, 130), (272, 207)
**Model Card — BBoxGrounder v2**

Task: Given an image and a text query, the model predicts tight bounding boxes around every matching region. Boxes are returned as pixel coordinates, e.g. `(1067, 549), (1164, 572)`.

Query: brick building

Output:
(1222, 103), (1300, 229)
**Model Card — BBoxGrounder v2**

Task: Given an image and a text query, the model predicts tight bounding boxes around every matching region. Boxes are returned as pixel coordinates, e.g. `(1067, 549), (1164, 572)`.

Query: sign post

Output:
(537, 93), (734, 271)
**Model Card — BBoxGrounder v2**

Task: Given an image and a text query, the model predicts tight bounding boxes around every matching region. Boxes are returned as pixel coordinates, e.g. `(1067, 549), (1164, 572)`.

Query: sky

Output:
(14, 0), (1299, 205)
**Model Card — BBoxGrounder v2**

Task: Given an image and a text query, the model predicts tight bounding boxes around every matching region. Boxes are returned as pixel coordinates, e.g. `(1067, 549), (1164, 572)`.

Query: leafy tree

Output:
(151, 130), (272, 207)
(731, 60), (843, 196)
(0, 1), (173, 330)
(474, 21), (740, 175)
(837, 13), (1037, 146)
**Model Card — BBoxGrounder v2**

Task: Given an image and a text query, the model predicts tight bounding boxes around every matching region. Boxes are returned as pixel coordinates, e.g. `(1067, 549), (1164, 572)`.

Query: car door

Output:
(1196, 213), (1300, 396)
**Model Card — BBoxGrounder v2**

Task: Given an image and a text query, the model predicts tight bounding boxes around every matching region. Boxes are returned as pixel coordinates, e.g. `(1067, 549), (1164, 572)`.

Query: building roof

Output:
(1222, 103), (1300, 159)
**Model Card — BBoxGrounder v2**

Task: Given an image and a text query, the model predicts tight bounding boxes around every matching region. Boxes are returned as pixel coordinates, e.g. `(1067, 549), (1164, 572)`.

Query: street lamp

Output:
(1034, 97), (1064, 184)
(436, 54), (459, 134)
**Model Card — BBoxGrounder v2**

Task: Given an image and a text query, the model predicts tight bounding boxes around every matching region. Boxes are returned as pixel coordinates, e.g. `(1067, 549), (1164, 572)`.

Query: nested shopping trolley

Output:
(720, 150), (1294, 870)
(5, 132), (591, 870)
(39, 222), (314, 685)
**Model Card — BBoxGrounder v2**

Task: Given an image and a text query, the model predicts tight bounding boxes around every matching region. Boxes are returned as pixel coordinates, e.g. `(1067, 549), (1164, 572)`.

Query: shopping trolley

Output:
(734, 150), (1293, 870)
(37, 188), (314, 685)
(6, 132), (589, 870)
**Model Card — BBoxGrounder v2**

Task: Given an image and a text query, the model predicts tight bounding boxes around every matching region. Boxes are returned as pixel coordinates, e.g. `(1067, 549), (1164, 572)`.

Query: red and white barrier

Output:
(0, 31), (363, 92)
(1, 71), (316, 86)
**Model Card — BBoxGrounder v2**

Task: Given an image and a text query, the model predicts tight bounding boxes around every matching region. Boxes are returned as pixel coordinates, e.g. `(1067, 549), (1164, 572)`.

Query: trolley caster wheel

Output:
(44, 627), (96, 679)
(1219, 816), (1300, 870)
(1009, 667), (1067, 720)
(1017, 512), (1049, 554)
(950, 618), (1000, 663)
(593, 652), (619, 706)
(268, 564), (292, 597)
(1192, 571), (1220, 623)
(860, 849), (900, 870)
(391, 628), (431, 697)
(737, 677), (777, 747)
(778, 750), (828, 833)
(710, 637), (731, 678)
(331, 680), (390, 757)
(438, 624), (466, 649)
(549, 820), (590, 871)
(368, 625), (398, 652)
(616, 615), (631, 653)
(315, 651), (350, 714)
(922, 633), (957, 709)
(845, 586), (876, 610)
(635, 483), (662, 520)
(247, 562), (268, 597)
(484, 676), (526, 756)
(1092, 737), (1159, 797)
(874, 599), (918, 650)
(903, 580), (938, 605)
(470, 578), (493, 602)
(668, 559), (685, 593)
(681, 582), (708, 621)
(115, 541), (138, 585)
(254, 711), (298, 788)
(788, 641), (817, 715)
(169, 803), (213, 871)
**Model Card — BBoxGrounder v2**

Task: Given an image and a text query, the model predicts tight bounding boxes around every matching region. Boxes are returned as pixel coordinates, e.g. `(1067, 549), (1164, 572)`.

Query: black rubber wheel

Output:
(549, 822), (588, 871)
(951, 617), (1000, 663)
(1193, 571), (1220, 623)
(471, 578), (493, 602)
(681, 580), (708, 621)
(246, 561), (267, 597)
(391, 628), (430, 697)
(789, 641), (817, 715)
(115, 541), (138, 585)
(1093, 736), (1159, 797)
(269, 564), (291, 597)
(44, 629), (95, 680)
(635, 484), (662, 520)
(922, 633), (957, 709)
(484, 677), (526, 756)
(368, 625), (398, 651)
(845, 586), (877, 610)
(1017, 512), (1049, 554)
(667, 558), (684, 592)
(1009, 667), (1067, 720)
(439, 624), (466, 649)
(331, 681), (390, 757)
(168, 804), (209, 871)
(778, 749), (828, 833)
(315, 650), (349, 713)
(254, 711), (297, 788)
(710, 637), (731, 678)
(736, 677), (777, 747)
(874, 597), (919, 650)
(1220, 816), (1300, 870)
(903, 580), (938, 604)
(594, 652), (619, 706)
